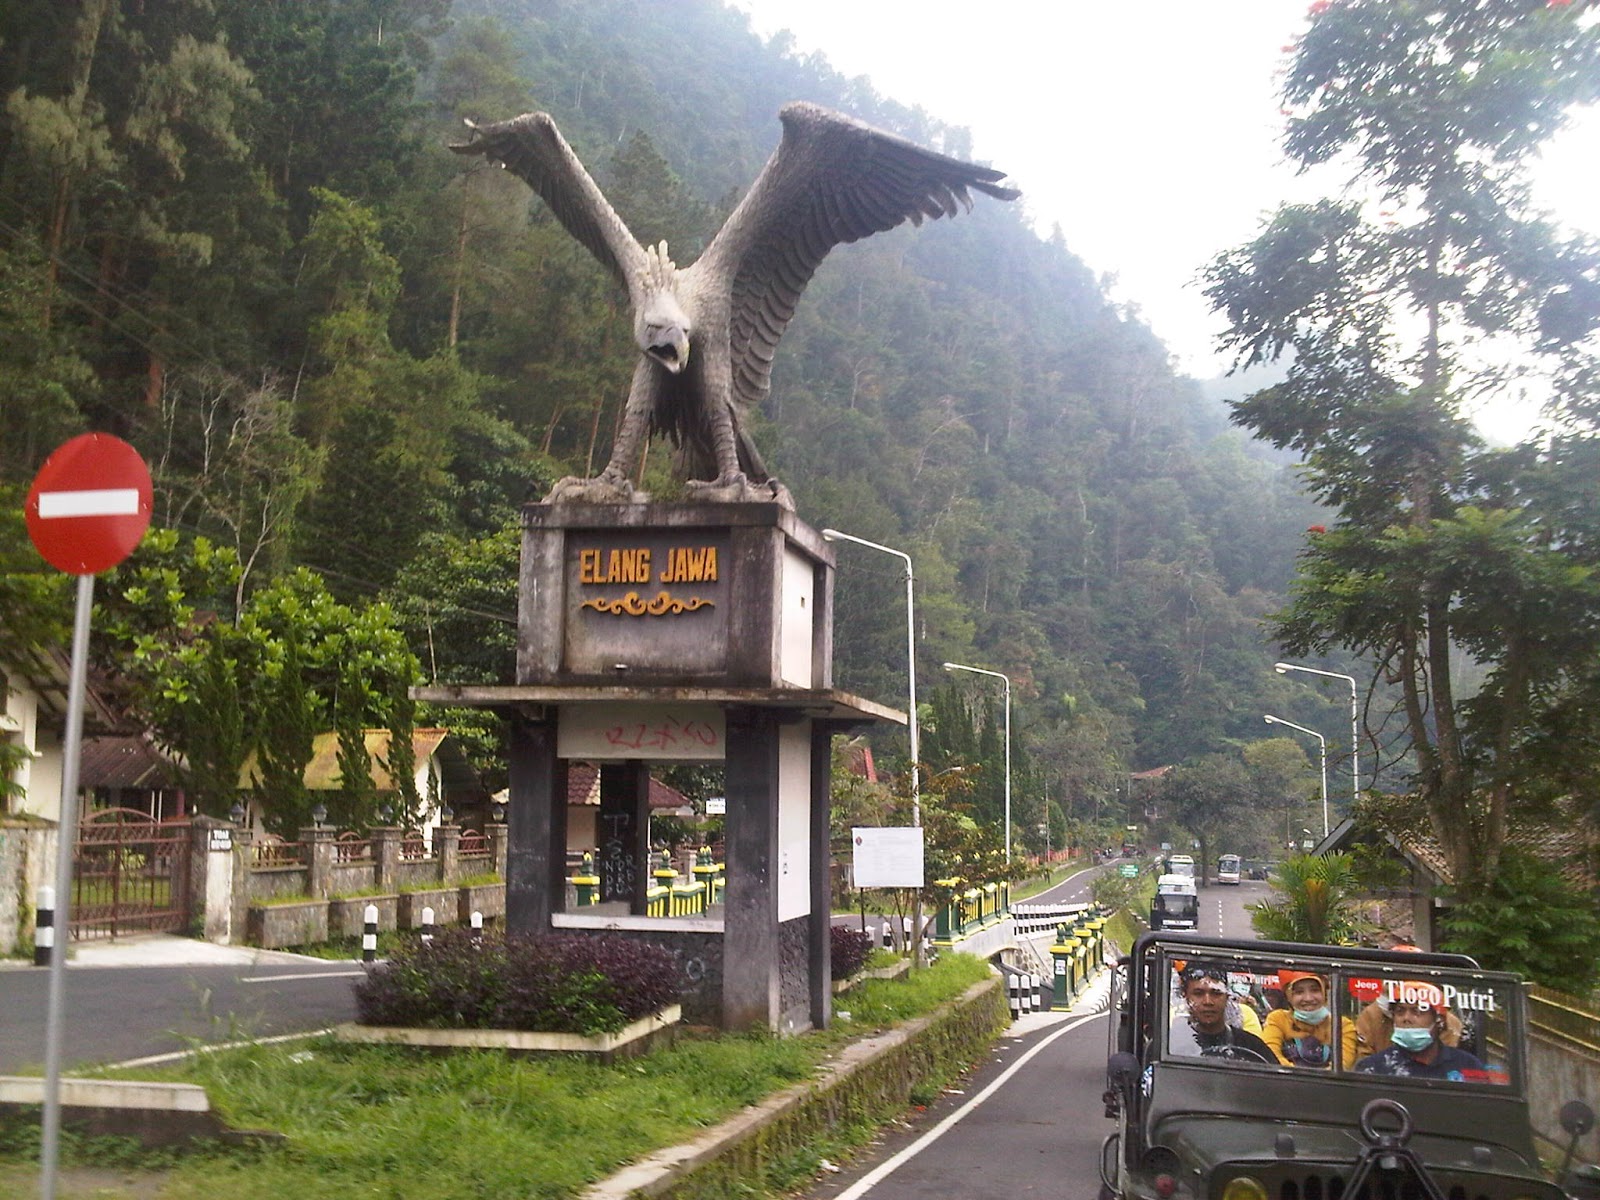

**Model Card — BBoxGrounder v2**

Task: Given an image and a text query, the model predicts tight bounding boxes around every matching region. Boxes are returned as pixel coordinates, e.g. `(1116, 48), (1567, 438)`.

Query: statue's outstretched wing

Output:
(697, 102), (1019, 414)
(451, 113), (649, 299)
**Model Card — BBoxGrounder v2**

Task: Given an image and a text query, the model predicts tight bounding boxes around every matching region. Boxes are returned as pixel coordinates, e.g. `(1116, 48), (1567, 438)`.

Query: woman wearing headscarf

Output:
(1262, 969), (1358, 1068)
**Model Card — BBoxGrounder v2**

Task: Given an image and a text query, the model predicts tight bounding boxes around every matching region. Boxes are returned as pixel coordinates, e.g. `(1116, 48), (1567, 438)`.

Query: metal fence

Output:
(1527, 985), (1600, 1058)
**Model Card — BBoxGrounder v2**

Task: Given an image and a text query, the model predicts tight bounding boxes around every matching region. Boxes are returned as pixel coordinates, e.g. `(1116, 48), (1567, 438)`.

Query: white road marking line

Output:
(242, 970), (366, 983)
(832, 1007), (1105, 1199)
(38, 488), (140, 518)
(107, 1027), (338, 1070)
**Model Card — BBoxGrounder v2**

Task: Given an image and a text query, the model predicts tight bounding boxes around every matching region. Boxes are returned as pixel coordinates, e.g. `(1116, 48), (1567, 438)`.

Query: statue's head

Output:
(636, 242), (690, 374)
(637, 290), (691, 375)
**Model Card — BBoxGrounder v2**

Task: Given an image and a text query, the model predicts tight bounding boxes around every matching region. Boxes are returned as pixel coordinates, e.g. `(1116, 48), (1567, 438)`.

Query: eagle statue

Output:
(452, 102), (1019, 506)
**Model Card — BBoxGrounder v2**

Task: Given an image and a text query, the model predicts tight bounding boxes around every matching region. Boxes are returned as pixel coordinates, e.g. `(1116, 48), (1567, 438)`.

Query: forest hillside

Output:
(0, 0), (1346, 849)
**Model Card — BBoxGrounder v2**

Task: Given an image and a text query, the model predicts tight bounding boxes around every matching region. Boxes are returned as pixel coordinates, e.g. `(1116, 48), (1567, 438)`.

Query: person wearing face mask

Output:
(1262, 970), (1358, 1068)
(1354, 948), (1465, 1056)
(1354, 983), (1490, 1079)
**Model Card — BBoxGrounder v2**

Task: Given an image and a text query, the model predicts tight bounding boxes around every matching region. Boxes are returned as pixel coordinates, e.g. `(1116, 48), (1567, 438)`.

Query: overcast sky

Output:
(731, 0), (1599, 441)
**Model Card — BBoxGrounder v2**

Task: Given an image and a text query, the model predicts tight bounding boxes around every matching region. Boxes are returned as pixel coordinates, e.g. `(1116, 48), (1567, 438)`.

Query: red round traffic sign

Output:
(25, 433), (153, 575)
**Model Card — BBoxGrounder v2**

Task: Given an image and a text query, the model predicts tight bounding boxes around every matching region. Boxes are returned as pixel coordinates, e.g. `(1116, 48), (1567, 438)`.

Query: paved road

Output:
(797, 870), (1269, 1198)
(0, 951), (361, 1072)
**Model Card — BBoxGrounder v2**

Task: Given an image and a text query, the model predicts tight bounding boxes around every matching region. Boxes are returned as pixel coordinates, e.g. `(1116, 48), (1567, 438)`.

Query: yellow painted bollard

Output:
(1050, 924), (1076, 1008)
(572, 852), (600, 907)
(647, 884), (669, 917)
(983, 882), (999, 925)
(1087, 918), (1107, 968)
(654, 849), (677, 891)
(693, 847), (718, 909)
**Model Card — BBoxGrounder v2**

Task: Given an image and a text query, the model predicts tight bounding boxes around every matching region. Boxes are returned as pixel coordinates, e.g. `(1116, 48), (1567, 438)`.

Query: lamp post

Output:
(1274, 662), (1359, 810)
(820, 530), (919, 823)
(823, 528), (923, 964)
(944, 661), (1011, 862)
(1264, 714), (1328, 838)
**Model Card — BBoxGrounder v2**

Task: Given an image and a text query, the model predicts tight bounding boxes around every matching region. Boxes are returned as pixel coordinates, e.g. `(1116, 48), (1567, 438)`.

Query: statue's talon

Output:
(544, 474), (647, 505)
(684, 474), (795, 510)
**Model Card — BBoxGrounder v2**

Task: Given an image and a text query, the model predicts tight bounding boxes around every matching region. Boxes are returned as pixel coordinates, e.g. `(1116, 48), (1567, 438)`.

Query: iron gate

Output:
(72, 808), (193, 940)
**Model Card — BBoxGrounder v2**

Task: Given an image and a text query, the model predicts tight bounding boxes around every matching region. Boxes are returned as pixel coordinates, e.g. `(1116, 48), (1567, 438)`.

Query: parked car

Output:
(1101, 931), (1576, 1200)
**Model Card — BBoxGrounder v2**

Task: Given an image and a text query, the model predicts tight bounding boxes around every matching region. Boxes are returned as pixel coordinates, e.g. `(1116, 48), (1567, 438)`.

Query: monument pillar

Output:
(597, 762), (651, 912)
(723, 707), (781, 1030)
(415, 502), (901, 1031)
(505, 711), (566, 931)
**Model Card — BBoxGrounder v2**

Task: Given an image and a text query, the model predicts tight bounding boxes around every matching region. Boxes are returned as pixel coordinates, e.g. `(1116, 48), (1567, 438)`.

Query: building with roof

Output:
(2, 647), (124, 823)
(239, 728), (487, 832)
(1312, 807), (1599, 950)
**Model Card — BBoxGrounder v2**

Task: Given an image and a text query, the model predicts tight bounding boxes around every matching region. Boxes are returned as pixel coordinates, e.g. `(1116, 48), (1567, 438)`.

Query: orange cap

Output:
(1278, 969), (1326, 992)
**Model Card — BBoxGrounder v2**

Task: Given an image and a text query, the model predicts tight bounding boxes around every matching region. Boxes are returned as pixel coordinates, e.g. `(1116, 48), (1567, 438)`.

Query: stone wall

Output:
(0, 816), (54, 956)
(1527, 1028), (1600, 1166)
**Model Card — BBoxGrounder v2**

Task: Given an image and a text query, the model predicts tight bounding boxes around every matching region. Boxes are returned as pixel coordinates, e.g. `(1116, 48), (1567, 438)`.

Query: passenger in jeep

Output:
(1354, 982), (1496, 1081)
(1263, 970), (1358, 1068)
(1169, 963), (1275, 1064)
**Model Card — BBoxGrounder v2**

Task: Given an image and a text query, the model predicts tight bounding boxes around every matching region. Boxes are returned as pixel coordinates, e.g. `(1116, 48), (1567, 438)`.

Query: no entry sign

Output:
(25, 433), (152, 574)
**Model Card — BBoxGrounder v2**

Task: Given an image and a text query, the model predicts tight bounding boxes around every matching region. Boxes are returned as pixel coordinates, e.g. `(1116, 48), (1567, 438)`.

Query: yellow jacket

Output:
(1262, 1007), (1358, 1068)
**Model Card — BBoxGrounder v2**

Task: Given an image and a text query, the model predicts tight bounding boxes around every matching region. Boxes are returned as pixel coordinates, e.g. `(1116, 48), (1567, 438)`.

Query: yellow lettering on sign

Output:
(601, 548), (651, 583)
(659, 546), (718, 583)
(578, 549), (601, 583)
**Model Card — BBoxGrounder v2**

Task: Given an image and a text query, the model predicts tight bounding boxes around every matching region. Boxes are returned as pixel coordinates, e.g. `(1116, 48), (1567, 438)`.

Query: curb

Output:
(581, 977), (1007, 1199)
(581, 968), (1111, 1200)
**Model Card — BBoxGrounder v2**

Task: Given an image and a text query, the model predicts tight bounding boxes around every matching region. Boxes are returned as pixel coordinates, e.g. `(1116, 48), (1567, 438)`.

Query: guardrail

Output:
(1011, 902), (1092, 938)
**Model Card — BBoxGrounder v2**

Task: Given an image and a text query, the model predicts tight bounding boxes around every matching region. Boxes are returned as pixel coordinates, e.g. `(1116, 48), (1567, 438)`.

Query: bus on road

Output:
(1216, 853), (1241, 885)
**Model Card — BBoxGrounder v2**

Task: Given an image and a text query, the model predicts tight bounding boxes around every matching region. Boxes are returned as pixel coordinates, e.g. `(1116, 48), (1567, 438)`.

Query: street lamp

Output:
(824, 528), (924, 964)
(822, 530), (919, 824)
(1264, 714), (1328, 838)
(1274, 662), (1359, 810)
(944, 661), (1011, 862)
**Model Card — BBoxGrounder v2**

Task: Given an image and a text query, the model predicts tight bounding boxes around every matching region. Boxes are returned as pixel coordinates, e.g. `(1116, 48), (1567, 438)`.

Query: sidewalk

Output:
(2, 933), (337, 970)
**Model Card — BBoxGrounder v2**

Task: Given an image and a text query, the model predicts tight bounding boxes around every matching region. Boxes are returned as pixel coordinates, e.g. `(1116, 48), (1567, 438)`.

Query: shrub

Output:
(830, 924), (872, 980)
(353, 930), (680, 1035)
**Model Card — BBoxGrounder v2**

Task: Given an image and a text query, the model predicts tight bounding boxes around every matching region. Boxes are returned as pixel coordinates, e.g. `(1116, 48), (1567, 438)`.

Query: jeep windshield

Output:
(1160, 945), (1515, 1088)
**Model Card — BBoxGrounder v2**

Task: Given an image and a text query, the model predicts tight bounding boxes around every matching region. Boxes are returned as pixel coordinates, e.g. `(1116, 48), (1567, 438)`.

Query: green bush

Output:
(353, 930), (679, 1035)
(1440, 846), (1600, 993)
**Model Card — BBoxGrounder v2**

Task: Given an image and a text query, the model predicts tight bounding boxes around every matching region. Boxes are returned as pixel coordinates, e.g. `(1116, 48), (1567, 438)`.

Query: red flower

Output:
(1549, 0), (1575, 7)
(1309, 0), (1332, 13)
(1308, 525), (1327, 534)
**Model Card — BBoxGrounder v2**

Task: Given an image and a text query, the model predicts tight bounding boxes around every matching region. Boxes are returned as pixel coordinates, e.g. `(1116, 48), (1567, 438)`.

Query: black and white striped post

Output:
(362, 904), (378, 963)
(470, 910), (483, 942)
(420, 906), (435, 944)
(1007, 973), (1023, 1020)
(34, 886), (54, 967)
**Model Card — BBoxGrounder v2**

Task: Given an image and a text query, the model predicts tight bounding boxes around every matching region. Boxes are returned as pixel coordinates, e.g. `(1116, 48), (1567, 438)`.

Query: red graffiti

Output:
(602, 716), (721, 751)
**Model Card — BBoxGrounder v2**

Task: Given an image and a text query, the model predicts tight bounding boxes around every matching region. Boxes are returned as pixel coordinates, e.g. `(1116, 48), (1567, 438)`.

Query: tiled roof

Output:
(1394, 809), (1597, 890)
(78, 737), (178, 789)
(560, 763), (689, 810)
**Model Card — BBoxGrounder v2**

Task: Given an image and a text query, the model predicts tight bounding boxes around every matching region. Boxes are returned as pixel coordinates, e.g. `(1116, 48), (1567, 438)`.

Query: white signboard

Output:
(558, 703), (725, 760)
(705, 796), (726, 815)
(851, 826), (925, 889)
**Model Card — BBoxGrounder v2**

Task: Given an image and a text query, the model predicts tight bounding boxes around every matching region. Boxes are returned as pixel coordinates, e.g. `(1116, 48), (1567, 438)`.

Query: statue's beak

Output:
(651, 329), (690, 374)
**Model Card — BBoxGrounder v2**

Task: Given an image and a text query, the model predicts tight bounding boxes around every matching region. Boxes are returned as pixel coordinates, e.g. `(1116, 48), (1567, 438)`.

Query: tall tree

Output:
(1204, 0), (1600, 890)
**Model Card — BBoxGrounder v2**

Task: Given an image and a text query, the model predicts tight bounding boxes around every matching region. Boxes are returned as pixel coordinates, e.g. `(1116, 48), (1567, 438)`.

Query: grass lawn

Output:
(0, 954), (995, 1200)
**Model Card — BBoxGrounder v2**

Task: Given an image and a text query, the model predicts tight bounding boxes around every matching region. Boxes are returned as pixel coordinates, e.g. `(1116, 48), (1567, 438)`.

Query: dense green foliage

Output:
(0, 0), (1408, 837)
(1206, 0), (1600, 895)
(1249, 853), (1367, 946)
(1440, 846), (1600, 994)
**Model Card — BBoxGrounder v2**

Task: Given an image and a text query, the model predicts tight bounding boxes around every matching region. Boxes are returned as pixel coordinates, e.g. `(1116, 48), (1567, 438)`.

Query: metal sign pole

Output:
(40, 572), (94, 1200)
